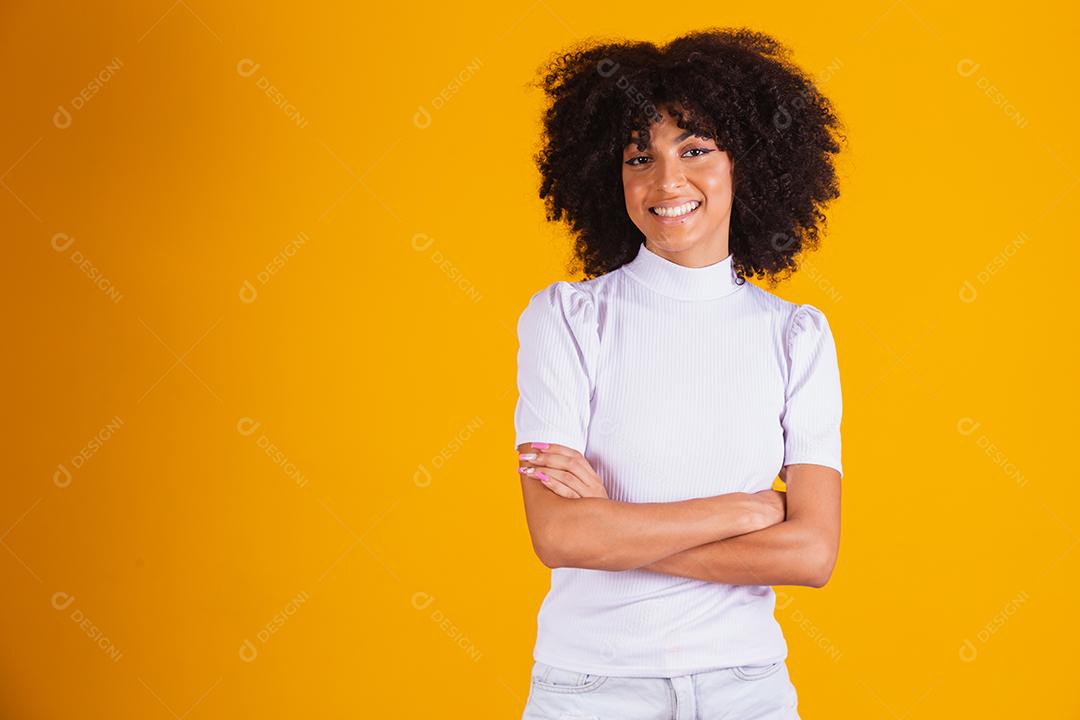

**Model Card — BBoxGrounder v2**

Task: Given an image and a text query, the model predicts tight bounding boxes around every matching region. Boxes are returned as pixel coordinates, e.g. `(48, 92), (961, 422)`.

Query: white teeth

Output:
(650, 200), (700, 217)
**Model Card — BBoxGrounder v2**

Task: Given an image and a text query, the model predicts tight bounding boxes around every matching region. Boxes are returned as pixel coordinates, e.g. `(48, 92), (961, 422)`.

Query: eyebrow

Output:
(627, 129), (701, 150)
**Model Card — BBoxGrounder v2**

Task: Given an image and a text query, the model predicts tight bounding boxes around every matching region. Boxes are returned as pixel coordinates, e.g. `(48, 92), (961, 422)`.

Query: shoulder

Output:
(520, 278), (596, 319)
(520, 262), (618, 315)
(786, 303), (833, 340)
(783, 303), (838, 368)
(517, 278), (602, 345)
(737, 283), (836, 352)
(736, 282), (808, 325)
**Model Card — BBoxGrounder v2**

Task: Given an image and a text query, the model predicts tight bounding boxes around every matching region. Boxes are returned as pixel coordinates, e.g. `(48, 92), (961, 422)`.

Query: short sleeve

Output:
(780, 304), (844, 478)
(513, 281), (598, 455)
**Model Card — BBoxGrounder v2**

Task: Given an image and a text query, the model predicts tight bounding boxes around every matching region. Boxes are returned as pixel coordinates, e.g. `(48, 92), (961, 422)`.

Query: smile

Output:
(649, 200), (701, 220)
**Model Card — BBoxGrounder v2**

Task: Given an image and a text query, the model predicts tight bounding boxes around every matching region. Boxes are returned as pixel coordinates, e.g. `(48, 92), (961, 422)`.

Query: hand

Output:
(516, 442), (608, 499)
(749, 489), (787, 530)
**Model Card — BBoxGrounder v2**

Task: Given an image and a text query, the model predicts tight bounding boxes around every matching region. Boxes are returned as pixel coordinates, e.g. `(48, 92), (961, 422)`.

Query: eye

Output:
(625, 147), (714, 166)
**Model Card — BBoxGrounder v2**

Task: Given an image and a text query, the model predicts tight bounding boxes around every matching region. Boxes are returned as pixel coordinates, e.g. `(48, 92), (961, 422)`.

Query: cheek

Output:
(688, 154), (732, 193)
(697, 170), (733, 202)
(622, 176), (647, 208)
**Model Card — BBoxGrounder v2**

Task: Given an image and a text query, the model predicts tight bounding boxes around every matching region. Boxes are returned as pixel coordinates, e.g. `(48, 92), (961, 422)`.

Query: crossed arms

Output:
(515, 442), (841, 588)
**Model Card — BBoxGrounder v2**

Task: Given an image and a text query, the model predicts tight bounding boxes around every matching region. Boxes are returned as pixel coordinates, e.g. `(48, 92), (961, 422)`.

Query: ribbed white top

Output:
(513, 240), (844, 677)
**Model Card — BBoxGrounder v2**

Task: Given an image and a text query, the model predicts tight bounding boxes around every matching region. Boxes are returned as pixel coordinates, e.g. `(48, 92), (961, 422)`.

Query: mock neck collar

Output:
(621, 241), (744, 301)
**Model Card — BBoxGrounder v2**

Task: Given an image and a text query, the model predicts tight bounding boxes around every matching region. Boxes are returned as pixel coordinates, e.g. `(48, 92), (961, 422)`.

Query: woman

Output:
(513, 28), (846, 719)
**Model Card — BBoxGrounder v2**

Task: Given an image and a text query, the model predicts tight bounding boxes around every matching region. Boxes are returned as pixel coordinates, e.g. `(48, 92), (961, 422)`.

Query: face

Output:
(621, 105), (734, 265)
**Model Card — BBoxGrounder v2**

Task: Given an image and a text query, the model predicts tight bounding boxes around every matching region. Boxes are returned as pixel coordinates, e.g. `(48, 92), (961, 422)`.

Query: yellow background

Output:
(3, 1), (1078, 717)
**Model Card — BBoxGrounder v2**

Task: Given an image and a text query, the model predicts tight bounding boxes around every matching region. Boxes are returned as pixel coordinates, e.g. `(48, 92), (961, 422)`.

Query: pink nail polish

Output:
(532, 442), (550, 450)
(536, 471), (549, 482)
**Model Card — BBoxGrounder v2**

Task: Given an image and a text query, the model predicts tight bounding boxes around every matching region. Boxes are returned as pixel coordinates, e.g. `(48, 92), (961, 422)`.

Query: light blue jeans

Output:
(521, 659), (800, 719)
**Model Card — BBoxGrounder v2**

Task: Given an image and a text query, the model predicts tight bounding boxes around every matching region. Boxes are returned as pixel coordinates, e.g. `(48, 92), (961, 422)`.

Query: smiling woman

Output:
(513, 26), (848, 720)
(529, 27), (845, 286)
(622, 114), (735, 258)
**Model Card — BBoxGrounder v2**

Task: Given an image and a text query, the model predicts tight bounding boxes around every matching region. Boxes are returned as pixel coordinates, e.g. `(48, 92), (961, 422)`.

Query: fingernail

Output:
(518, 452), (537, 460)
(536, 471), (549, 482)
(519, 466), (534, 475)
(532, 442), (550, 450)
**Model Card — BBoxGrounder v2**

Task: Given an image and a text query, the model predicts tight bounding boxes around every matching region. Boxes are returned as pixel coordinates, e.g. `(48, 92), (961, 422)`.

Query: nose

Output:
(654, 154), (686, 191)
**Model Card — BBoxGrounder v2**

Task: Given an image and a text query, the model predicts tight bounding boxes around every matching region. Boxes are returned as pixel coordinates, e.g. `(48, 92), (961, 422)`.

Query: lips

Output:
(649, 198), (701, 210)
(649, 200), (702, 219)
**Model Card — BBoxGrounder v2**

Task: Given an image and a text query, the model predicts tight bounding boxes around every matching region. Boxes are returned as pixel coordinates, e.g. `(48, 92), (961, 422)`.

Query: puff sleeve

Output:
(780, 304), (844, 478)
(513, 281), (599, 455)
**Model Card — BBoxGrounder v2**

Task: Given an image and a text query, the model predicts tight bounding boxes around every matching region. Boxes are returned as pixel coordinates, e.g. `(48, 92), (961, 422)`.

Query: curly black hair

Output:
(527, 27), (846, 287)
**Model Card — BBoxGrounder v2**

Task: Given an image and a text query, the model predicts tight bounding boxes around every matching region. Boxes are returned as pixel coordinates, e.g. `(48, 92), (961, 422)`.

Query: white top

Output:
(513, 240), (844, 677)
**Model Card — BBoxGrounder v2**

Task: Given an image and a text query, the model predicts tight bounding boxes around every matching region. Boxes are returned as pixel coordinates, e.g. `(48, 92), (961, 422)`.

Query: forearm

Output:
(639, 517), (828, 587)
(539, 493), (759, 572)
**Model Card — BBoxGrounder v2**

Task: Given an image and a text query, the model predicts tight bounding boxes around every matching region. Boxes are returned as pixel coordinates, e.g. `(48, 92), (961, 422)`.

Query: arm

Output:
(517, 442), (775, 571)
(644, 304), (845, 587)
(640, 463), (841, 587)
(509, 287), (775, 571)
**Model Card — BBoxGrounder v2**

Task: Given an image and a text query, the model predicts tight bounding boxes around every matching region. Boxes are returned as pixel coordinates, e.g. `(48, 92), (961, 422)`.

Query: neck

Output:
(645, 238), (731, 268)
(622, 240), (744, 302)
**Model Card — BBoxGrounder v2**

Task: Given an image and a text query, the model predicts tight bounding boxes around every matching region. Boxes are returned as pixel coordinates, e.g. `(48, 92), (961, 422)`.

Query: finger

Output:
(517, 444), (594, 489)
(517, 443), (569, 471)
(518, 464), (581, 498)
(532, 468), (581, 498)
(519, 451), (604, 498)
(519, 442), (580, 460)
(518, 449), (579, 474)
(535, 466), (592, 498)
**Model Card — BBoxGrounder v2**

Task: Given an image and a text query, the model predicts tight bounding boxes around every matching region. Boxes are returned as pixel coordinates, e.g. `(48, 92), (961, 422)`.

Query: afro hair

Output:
(528, 27), (847, 287)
